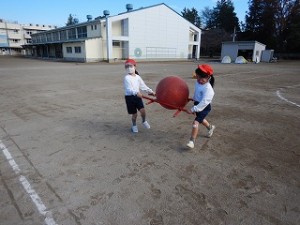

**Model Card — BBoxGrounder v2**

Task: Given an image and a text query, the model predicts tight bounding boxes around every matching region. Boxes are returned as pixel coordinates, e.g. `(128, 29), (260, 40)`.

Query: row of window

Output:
(32, 26), (88, 43)
(66, 46), (81, 54)
(7, 29), (38, 35)
(8, 39), (32, 43)
(28, 24), (54, 28)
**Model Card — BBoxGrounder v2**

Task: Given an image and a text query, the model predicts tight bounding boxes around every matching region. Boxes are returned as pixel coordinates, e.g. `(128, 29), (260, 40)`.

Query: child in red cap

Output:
(186, 64), (216, 149)
(123, 59), (155, 133)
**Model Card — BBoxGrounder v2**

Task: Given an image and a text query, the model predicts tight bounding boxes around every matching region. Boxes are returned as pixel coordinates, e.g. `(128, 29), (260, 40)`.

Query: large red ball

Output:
(155, 76), (189, 110)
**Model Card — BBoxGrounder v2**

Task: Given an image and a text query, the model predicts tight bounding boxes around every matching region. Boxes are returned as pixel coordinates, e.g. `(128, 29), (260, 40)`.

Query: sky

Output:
(1, 0), (248, 27)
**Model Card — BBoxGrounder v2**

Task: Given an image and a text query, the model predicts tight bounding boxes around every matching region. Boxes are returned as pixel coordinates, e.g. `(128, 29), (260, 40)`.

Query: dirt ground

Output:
(0, 56), (299, 225)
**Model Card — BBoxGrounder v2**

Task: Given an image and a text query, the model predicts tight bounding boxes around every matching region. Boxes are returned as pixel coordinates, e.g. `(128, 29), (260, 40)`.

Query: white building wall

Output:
(63, 42), (86, 62)
(221, 41), (266, 62)
(129, 6), (192, 59)
(253, 43), (266, 62)
(109, 4), (200, 60)
(85, 38), (102, 62)
(112, 44), (122, 59)
(0, 20), (55, 55)
(221, 43), (238, 61)
(112, 20), (122, 36)
(86, 22), (101, 38)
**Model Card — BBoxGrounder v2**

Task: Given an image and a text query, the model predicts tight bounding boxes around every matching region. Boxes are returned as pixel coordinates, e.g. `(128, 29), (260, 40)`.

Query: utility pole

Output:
(232, 26), (236, 42)
(104, 10), (111, 62)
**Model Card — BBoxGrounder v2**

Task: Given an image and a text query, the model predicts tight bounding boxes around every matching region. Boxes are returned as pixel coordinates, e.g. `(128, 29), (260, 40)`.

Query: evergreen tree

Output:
(200, 0), (240, 56)
(181, 7), (201, 28)
(276, 0), (300, 52)
(284, 0), (300, 52)
(214, 0), (240, 33)
(66, 14), (79, 26)
(245, 0), (263, 33)
(244, 0), (300, 53)
(261, 0), (278, 48)
(201, 7), (214, 29)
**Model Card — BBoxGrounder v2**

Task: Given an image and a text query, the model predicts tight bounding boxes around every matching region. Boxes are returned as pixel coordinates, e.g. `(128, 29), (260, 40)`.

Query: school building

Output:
(0, 19), (56, 55)
(23, 3), (201, 62)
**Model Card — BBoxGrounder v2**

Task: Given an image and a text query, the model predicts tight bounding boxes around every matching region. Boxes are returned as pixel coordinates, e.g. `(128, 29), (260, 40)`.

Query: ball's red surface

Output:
(155, 76), (189, 109)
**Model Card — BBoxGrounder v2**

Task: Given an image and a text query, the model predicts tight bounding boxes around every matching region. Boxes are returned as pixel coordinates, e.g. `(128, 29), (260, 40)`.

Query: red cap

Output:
(198, 64), (213, 76)
(125, 59), (136, 66)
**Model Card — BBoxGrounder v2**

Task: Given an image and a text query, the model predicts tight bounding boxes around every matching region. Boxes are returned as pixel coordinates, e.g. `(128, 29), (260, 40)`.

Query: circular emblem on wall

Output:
(134, 48), (142, 57)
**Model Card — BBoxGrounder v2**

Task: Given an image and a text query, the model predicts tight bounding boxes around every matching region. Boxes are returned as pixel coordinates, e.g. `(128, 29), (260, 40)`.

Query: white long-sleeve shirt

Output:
(123, 73), (154, 96)
(191, 81), (214, 112)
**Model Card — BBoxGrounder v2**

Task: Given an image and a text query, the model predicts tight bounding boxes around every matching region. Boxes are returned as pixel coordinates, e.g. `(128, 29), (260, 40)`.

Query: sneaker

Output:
(131, 125), (138, 133)
(186, 140), (194, 149)
(207, 125), (215, 138)
(143, 121), (150, 129)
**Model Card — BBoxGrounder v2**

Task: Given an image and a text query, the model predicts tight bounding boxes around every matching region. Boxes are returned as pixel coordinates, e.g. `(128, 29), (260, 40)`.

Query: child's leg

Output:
(187, 120), (199, 148)
(139, 108), (151, 129)
(131, 113), (138, 125)
(139, 108), (146, 122)
(190, 120), (200, 142)
(202, 119), (215, 137)
(202, 119), (210, 129)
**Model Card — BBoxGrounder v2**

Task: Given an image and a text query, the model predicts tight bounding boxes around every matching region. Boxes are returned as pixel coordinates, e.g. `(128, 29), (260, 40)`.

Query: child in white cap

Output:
(123, 59), (155, 133)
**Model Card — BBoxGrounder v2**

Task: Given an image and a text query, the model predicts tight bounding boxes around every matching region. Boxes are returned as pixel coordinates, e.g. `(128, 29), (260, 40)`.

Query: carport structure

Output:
(221, 41), (266, 62)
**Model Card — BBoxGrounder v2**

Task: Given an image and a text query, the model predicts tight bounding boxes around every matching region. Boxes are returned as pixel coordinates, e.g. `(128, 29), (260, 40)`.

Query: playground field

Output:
(0, 56), (299, 225)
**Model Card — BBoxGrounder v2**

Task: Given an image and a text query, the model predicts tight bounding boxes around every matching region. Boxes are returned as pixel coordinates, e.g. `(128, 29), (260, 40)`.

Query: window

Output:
(26, 39), (32, 43)
(77, 26), (87, 38)
(194, 34), (198, 41)
(94, 25), (97, 30)
(52, 32), (59, 41)
(38, 35), (42, 43)
(31, 36), (37, 43)
(46, 33), (52, 42)
(121, 19), (128, 36)
(68, 28), (76, 39)
(74, 46), (81, 53)
(60, 30), (67, 40)
(66, 47), (72, 53)
(113, 41), (121, 47)
(41, 34), (46, 42)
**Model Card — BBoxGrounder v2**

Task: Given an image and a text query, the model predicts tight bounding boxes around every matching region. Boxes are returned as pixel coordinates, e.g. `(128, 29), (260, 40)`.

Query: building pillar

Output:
(105, 16), (113, 62)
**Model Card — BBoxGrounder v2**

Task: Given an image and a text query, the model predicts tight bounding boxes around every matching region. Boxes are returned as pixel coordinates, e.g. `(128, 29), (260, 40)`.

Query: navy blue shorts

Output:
(125, 95), (145, 114)
(194, 103), (211, 123)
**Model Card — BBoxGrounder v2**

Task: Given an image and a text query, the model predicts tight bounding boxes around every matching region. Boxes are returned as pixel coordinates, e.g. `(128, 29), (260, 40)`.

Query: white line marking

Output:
(0, 140), (57, 225)
(276, 89), (300, 108)
(219, 70), (299, 108)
